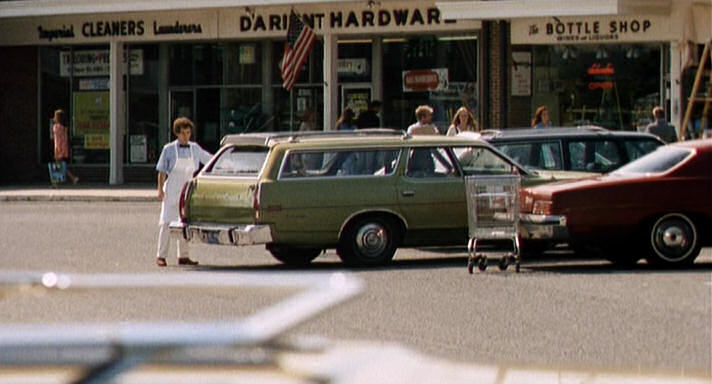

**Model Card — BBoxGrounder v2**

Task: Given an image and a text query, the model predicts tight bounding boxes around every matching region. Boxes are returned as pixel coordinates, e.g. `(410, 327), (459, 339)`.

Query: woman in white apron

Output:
(155, 117), (212, 267)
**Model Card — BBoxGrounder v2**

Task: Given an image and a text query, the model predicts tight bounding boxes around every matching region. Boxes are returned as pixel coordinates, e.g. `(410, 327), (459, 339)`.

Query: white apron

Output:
(159, 143), (195, 225)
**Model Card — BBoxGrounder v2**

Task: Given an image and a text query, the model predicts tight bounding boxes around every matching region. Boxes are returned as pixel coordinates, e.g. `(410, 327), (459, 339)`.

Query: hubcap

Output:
(652, 215), (695, 262)
(661, 227), (685, 247)
(355, 223), (388, 259)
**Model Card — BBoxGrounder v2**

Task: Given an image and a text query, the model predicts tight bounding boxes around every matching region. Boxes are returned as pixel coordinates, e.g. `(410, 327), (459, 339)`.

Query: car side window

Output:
(452, 146), (515, 176)
(624, 140), (662, 162)
(279, 149), (400, 179)
(538, 142), (562, 170)
(406, 148), (457, 178)
(497, 143), (531, 167)
(568, 140), (621, 172)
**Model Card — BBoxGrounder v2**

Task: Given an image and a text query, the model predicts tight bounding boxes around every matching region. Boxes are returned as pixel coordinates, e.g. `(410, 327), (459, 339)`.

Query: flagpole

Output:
(290, 89), (294, 132)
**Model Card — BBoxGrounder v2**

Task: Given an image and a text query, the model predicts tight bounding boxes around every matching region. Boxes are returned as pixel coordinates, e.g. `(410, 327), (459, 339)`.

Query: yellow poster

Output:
(84, 134), (110, 149)
(73, 91), (110, 137)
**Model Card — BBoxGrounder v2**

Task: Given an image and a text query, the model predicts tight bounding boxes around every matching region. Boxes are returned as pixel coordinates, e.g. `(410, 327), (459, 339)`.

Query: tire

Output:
(337, 216), (400, 266)
(267, 245), (321, 266)
(646, 213), (700, 267)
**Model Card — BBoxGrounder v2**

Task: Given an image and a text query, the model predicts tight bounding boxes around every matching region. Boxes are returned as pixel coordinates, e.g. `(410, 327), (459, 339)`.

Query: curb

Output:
(0, 188), (155, 202)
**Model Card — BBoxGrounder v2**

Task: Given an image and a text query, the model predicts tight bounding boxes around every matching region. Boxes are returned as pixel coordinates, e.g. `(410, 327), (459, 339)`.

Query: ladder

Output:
(680, 40), (712, 140)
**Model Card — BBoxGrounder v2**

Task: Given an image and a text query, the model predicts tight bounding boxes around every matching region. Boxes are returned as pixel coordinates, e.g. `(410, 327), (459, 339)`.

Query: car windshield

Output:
(611, 146), (693, 175)
(205, 146), (269, 176)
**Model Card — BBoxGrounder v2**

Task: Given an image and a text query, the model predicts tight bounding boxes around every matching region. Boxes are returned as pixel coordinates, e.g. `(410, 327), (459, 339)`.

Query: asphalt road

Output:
(0, 201), (710, 376)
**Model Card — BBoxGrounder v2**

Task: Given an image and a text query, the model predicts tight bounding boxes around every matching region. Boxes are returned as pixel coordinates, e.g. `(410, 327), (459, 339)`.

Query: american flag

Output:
(280, 11), (317, 92)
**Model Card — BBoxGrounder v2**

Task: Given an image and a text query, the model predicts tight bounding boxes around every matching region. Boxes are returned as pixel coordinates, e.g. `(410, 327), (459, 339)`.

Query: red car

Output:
(520, 140), (712, 267)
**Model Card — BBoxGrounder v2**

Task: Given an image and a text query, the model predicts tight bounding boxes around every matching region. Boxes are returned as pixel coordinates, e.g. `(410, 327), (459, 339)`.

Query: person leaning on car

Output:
(645, 106), (678, 143)
(155, 117), (213, 267)
(407, 105), (440, 135)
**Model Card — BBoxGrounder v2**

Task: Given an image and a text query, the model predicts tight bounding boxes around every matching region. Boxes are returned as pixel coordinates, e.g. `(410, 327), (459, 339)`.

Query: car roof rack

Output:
(221, 128), (405, 146)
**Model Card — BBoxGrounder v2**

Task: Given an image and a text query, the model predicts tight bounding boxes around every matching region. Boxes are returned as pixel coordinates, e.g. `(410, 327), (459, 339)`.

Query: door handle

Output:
(401, 190), (415, 197)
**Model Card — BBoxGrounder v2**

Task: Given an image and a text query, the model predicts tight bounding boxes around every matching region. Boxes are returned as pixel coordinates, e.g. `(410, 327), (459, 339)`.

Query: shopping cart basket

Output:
(465, 174), (521, 273)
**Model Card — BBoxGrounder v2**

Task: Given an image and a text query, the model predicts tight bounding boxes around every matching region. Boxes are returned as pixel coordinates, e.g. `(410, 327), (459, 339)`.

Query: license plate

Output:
(201, 230), (220, 244)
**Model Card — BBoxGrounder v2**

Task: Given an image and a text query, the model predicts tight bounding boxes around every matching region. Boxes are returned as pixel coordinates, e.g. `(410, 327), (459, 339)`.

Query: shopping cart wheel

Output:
(477, 256), (488, 271)
(498, 257), (510, 271)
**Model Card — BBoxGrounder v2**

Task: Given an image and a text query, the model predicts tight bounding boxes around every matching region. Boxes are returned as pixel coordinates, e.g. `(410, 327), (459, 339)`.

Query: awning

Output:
(435, 0), (671, 20)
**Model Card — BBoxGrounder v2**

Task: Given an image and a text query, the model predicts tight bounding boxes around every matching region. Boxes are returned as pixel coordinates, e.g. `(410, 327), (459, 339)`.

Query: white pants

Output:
(156, 223), (189, 259)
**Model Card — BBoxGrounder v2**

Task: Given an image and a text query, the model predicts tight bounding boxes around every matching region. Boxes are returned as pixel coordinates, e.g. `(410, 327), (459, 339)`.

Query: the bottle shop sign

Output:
(511, 15), (670, 44)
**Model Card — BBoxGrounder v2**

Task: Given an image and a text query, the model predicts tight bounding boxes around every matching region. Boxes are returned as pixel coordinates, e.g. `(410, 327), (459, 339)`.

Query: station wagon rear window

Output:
(205, 146), (268, 176)
(279, 149), (400, 179)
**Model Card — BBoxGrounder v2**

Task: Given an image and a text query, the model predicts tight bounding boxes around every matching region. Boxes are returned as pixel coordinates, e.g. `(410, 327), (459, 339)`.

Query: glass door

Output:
(169, 90), (194, 142)
(196, 88), (221, 153)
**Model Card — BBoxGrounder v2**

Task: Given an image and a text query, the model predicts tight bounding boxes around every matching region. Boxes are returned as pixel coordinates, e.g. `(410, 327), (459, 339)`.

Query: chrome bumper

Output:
(519, 214), (569, 240)
(170, 221), (273, 246)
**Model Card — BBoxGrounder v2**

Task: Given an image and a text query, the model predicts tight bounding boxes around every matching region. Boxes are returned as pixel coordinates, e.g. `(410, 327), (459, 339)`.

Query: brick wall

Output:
(485, 21), (512, 130)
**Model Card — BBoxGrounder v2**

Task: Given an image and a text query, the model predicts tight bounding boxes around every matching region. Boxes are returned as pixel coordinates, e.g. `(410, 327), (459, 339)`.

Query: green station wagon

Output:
(171, 130), (565, 266)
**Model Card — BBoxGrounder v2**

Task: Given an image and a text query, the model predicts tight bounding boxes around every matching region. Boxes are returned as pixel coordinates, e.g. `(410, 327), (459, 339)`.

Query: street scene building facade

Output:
(0, 0), (709, 184)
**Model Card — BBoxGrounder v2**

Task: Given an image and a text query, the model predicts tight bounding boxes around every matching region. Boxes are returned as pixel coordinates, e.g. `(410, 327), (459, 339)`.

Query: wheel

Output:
(267, 245), (321, 266)
(477, 256), (488, 271)
(646, 213), (700, 267)
(498, 257), (510, 271)
(467, 259), (474, 274)
(337, 216), (400, 266)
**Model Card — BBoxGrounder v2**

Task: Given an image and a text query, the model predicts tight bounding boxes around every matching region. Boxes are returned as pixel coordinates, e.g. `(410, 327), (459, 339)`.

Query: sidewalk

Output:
(0, 184), (156, 202)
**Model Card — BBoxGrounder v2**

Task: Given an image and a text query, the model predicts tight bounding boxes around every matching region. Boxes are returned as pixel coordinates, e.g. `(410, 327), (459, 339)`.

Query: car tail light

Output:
(532, 200), (553, 215)
(520, 190), (533, 212)
(179, 179), (195, 221)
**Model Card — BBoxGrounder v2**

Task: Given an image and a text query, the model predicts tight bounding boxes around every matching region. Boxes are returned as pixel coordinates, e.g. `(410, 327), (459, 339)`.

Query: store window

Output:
(531, 44), (662, 131)
(61, 45), (111, 165)
(338, 40), (373, 122)
(128, 44), (159, 165)
(382, 35), (478, 132)
(169, 44), (223, 86)
(272, 41), (324, 132)
(168, 43), (264, 153)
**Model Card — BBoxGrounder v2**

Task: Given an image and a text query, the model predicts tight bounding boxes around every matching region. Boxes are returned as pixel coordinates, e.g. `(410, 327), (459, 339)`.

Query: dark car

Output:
(480, 126), (665, 174)
(519, 139), (712, 267)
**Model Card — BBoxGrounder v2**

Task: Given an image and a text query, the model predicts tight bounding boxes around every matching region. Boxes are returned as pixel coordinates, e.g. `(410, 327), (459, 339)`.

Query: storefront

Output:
(438, 0), (712, 132)
(0, 0), (481, 184)
(510, 15), (672, 131)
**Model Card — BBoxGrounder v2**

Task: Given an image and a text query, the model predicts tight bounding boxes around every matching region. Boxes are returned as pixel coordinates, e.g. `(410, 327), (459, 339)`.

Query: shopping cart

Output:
(465, 174), (521, 273)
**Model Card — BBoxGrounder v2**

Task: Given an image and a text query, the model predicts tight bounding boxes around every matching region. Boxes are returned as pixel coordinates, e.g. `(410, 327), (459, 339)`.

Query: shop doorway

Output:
(169, 88), (221, 153)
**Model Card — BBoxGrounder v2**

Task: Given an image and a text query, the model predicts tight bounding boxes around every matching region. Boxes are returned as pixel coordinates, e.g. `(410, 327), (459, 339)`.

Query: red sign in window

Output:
(403, 69), (442, 92)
